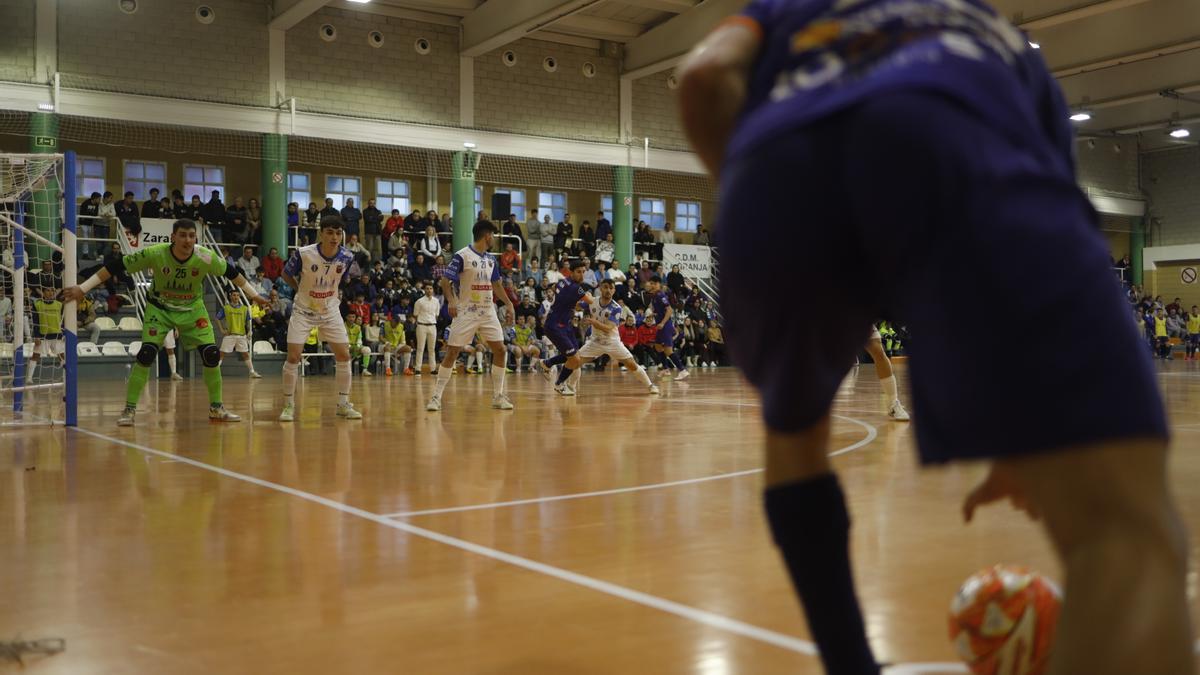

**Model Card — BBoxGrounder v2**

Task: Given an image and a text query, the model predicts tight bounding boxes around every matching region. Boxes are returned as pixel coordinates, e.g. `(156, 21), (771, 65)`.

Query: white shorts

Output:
(35, 338), (65, 356)
(287, 308), (349, 345)
(446, 311), (504, 347)
(163, 330), (176, 350)
(578, 339), (633, 362)
(221, 335), (250, 353)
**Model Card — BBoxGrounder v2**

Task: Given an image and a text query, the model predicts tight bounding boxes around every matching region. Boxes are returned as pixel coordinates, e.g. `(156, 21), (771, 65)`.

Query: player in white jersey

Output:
(863, 325), (909, 421)
(426, 220), (517, 412)
(565, 278), (658, 396)
(278, 216), (362, 421)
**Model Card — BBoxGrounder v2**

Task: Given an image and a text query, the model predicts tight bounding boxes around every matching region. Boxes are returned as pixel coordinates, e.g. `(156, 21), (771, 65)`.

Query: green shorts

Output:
(142, 302), (215, 349)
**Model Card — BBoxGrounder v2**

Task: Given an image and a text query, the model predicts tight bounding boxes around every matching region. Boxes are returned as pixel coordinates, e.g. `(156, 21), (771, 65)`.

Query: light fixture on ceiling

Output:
(37, 103), (54, 112)
(463, 142), (477, 149)
(1169, 128), (1191, 139)
(1029, 41), (1041, 49)
(1070, 112), (1092, 122)
(346, 0), (371, 3)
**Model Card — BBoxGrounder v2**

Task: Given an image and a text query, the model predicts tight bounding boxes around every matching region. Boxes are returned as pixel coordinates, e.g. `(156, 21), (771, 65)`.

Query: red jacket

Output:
(619, 324), (639, 348)
(262, 254), (284, 280)
(348, 301), (371, 325)
(637, 325), (658, 346)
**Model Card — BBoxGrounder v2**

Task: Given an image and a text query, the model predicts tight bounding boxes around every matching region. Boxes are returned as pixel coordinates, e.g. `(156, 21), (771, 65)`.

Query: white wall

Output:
(1143, 146), (1200, 246)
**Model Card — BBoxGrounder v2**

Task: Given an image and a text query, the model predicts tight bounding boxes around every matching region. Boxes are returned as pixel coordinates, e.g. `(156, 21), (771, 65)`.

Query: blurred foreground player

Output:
(677, 1), (1192, 674)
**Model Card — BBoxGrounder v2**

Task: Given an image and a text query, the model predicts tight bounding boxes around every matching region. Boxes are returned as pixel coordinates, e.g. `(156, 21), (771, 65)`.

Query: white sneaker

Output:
(250, 370), (263, 379)
(648, 384), (660, 396)
(889, 400), (911, 421)
(362, 370), (373, 377)
(117, 406), (136, 426)
(426, 395), (442, 412)
(170, 372), (184, 381)
(491, 393), (514, 410)
(674, 369), (690, 381)
(209, 405), (241, 422)
(279, 402), (294, 422)
(555, 383), (576, 397)
(337, 402), (363, 419)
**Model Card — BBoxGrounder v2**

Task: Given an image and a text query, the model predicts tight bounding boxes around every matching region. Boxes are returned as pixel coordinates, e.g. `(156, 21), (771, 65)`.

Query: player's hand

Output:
(60, 286), (85, 303)
(252, 295), (272, 308)
(963, 463), (1039, 523)
(447, 304), (458, 318)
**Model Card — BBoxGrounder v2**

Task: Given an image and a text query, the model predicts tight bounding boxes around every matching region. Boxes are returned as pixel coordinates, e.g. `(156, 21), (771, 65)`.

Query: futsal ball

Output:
(948, 565), (1062, 675)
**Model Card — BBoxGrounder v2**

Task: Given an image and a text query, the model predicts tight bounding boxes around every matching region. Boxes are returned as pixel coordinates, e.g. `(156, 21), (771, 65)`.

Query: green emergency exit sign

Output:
(34, 136), (56, 148)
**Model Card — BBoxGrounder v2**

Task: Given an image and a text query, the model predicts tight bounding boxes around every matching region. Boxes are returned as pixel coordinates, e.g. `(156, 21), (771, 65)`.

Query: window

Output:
(639, 197), (666, 229)
(601, 195), (613, 224)
(325, 175), (360, 210)
(475, 185), (483, 219)
(538, 191), (567, 224)
(183, 164), (224, 202)
(76, 157), (105, 198)
(376, 179), (410, 216)
(493, 188), (526, 222)
(123, 161), (166, 201)
(675, 201), (701, 232)
(287, 172), (311, 207)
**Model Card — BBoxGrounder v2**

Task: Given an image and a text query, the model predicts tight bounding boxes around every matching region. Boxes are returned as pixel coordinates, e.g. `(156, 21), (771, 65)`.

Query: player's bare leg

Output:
(486, 340), (513, 409)
(863, 337), (908, 421)
(166, 346), (182, 380)
(330, 342), (360, 418)
(764, 414), (880, 674)
(966, 440), (1193, 675)
(427, 345), (462, 411)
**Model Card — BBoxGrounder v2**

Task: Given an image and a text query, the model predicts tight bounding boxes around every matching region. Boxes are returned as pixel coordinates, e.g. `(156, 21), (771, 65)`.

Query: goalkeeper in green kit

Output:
(62, 218), (271, 425)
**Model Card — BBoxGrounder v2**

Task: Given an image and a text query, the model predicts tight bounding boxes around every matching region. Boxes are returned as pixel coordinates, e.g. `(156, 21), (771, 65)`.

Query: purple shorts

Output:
(545, 322), (579, 357)
(715, 91), (1167, 464)
(656, 322), (677, 346)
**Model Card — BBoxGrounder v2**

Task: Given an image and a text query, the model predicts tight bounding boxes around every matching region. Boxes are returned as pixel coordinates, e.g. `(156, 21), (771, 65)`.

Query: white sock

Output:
(282, 360), (299, 400)
(433, 364), (453, 398)
(490, 353), (506, 396)
(245, 357), (255, 373)
(168, 353), (177, 374)
(335, 360), (351, 405)
(568, 368), (581, 389)
(401, 352), (411, 370)
(634, 365), (652, 387)
(28, 360), (37, 378)
(383, 352), (392, 371)
(880, 375), (899, 405)
(475, 351), (485, 370)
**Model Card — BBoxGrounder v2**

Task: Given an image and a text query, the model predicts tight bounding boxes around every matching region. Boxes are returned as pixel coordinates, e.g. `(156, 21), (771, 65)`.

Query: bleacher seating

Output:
(128, 341), (142, 356)
(253, 340), (276, 354)
(118, 317), (143, 331)
(94, 316), (117, 331)
(101, 341), (127, 357)
(78, 341), (100, 357)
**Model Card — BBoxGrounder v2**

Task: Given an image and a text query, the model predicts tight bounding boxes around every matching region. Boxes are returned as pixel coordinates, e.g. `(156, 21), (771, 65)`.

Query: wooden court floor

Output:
(3, 364), (1200, 674)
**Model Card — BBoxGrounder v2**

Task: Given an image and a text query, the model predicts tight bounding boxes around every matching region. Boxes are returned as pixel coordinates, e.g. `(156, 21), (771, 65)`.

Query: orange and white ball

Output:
(948, 565), (1062, 675)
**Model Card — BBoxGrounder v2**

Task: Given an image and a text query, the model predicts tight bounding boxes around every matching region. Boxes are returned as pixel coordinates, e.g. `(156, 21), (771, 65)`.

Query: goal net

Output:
(0, 152), (77, 427)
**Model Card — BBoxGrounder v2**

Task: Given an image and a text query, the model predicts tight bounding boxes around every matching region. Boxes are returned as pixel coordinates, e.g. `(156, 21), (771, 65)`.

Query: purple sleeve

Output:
(340, 251), (354, 284)
(283, 251), (301, 278)
(490, 255), (500, 282)
(445, 253), (463, 282)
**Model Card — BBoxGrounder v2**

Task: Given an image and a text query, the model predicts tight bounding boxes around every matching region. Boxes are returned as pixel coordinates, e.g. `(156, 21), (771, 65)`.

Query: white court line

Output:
(385, 414), (877, 518)
(70, 426), (819, 657)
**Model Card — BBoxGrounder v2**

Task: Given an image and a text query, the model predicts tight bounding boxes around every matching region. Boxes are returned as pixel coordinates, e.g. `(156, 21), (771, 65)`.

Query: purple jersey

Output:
(728, 0), (1074, 176)
(651, 291), (673, 329)
(547, 278), (586, 325)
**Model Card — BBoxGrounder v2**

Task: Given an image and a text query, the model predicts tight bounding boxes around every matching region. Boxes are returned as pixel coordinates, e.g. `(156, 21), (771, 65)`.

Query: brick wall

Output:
(0, 0), (35, 84)
(474, 38), (619, 143)
(286, 7), (459, 125)
(631, 71), (686, 151)
(1143, 146), (1200, 246)
(1076, 137), (1140, 195)
(57, 0), (269, 106)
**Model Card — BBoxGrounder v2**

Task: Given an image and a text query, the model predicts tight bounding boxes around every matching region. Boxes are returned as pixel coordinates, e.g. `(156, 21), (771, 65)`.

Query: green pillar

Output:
(261, 133), (288, 257)
(613, 165), (633, 270)
(29, 112), (60, 262)
(451, 150), (477, 252)
(1131, 220), (1146, 287)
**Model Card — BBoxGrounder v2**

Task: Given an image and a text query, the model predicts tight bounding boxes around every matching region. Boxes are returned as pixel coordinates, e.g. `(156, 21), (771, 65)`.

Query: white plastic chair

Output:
(0, 343), (12, 359)
(127, 341), (142, 356)
(94, 317), (117, 331)
(253, 340), (275, 354)
(78, 343), (101, 357)
(118, 317), (143, 331)
(101, 341), (127, 356)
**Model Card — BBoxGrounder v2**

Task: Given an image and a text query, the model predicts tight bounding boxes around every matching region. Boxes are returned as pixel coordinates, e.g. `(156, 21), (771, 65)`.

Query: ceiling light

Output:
(463, 142), (477, 149)
(1070, 112), (1092, 122)
(37, 103), (54, 111)
(1170, 128), (1191, 139)
(1029, 41), (1041, 49)
(346, 0), (370, 3)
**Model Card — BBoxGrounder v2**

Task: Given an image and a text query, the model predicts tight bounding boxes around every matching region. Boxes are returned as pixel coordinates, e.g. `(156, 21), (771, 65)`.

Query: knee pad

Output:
(199, 344), (221, 368)
(135, 343), (159, 367)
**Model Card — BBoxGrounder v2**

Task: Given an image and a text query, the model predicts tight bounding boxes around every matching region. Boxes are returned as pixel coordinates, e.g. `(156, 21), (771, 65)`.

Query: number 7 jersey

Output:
(284, 243), (355, 314)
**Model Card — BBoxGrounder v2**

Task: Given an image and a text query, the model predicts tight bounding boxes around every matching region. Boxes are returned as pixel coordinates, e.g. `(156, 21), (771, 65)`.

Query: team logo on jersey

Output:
(148, 328), (158, 336)
(472, 261), (478, 268)
(162, 266), (171, 275)
(192, 269), (199, 276)
(311, 264), (319, 272)
(195, 318), (209, 329)
(335, 265), (343, 274)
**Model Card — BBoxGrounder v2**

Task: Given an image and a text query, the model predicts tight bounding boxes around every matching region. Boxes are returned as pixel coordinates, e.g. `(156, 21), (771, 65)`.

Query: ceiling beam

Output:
(373, 0), (478, 17)
(1073, 81), (1200, 111)
(270, 0), (330, 30)
(1016, 0), (1154, 31)
(622, 0), (748, 78)
(327, 0), (460, 26)
(461, 0), (603, 57)
(553, 14), (644, 40)
(1052, 38), (1200, 78)
(619, 0), (697, 13)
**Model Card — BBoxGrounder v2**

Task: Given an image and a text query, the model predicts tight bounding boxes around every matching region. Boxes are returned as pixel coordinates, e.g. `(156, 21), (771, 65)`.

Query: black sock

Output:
(556, 367), (573, 385)
(544, 354), (567, 368)
(764, 474), (879, 675)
